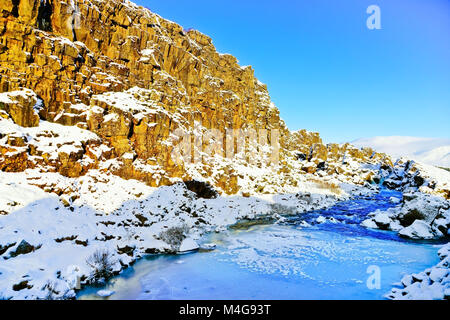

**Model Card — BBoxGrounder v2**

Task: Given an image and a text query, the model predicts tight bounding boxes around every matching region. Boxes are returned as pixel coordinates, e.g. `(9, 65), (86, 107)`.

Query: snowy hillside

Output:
(353, 137), (450, 168)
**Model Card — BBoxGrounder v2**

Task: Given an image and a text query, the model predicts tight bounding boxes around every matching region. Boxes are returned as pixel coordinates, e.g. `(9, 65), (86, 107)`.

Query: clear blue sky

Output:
(133, 0), (450, 143)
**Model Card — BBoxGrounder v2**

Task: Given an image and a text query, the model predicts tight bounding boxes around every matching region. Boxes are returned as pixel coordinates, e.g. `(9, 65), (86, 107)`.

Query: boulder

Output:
(317, 161), (328, 171)
(374, 213), (392, 230)
(295, 153), (307, 161)
(399, 195), (443, 226)
(429, 268), (448, 283)
(199, 243), (217, 252)
(117, 245), (135, 257)
(12, 280), (33, 291)
(178, 238), (199, 253)
(0, 90), (40, 127)
(316, 216), (327, 224)
(383, 178), (403, 190)
(302, 162), (317, 174)
(0, 242), (16, 256)
(390, 197), (401, 204)
(399, 220), (435, 240)
(97, 290), (115, 297)
(9, 240), (39, 257)
(361, 219), (378, 229)
(309, 143), (328, 162)
(184, 180), (218, 199)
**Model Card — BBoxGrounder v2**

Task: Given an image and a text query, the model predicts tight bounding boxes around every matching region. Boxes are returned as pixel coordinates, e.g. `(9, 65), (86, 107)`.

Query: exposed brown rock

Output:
(0, 89), (40, 127)
(0, 0), (398, 194)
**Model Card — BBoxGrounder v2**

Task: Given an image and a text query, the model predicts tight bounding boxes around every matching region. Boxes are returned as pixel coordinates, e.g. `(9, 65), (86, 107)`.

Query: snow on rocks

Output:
(373, 213), (392, 230)
(0, 116), (103, 181)
(178, 238), (199, 253)
(384, 159), (450, 199)
(413, 163), (450, 198)
(360, 219), (378, 229)
(0, 166), (352, 300)
(0, 89), (41, 128)
(362, 192), (450, 239)
(316, 216), (327, 224)
(390, 197), (401, 204)
(315, 216), (339, 225)
(399, 220), (435, 240)
(387, 243), (450, 300)
(97, 290), (115, 298)
(1, 119), (100, 159)
(199, 243), (217, 251)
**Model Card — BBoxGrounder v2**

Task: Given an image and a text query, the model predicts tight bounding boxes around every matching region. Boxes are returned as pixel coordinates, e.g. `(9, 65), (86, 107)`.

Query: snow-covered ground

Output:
(386, 243), (450, 300)
(0, 167), (362, 300)
(1, 90), (449, 300)
(353, 136), (450, 168)
(0, 140), (449, 299)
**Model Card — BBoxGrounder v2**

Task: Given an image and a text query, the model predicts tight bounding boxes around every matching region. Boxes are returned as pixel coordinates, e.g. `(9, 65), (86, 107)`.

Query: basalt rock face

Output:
(0, 0), (284, 128)
(0, 0), (394, 193)
(0, 89), (40, 127)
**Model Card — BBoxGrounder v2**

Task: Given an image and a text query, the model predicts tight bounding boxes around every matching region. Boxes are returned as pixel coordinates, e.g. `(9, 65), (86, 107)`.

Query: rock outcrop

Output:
(0, 0), (287, 190)
(0, 89), (40, 127)
(0, 0), (424, 195)
(362, 192), (450, 239)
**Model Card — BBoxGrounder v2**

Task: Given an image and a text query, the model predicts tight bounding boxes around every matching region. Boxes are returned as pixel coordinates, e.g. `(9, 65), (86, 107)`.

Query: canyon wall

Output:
(0, 0), (394, 194)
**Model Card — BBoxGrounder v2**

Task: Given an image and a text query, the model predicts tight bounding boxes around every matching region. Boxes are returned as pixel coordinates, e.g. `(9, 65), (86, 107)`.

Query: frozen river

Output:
(78, 190), (443, 300)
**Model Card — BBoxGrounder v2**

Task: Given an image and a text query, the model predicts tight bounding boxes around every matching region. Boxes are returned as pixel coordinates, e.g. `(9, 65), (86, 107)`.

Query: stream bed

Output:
(78, 190), (444, 300)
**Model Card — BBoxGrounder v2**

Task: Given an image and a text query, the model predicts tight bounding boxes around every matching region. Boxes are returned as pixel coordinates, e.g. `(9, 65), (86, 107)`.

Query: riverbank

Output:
(0, 168), (372, 300)
(0, 164), (449, 300)
(77, 190), (445, 300)
(386, 243), (450, 300)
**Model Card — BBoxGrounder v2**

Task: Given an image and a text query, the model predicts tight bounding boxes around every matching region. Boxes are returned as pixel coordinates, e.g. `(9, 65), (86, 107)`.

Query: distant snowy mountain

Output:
(352, 136), (450, 168)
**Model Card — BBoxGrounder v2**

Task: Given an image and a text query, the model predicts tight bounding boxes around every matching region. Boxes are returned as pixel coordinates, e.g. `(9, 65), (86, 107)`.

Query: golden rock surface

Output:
(0, 0), (394, 193)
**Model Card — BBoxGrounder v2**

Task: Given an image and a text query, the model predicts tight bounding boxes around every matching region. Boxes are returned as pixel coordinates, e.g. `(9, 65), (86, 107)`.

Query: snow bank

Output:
(0, 167), (350, 300)
(178, 238), (199, 253)
(387, 243), (450, 300)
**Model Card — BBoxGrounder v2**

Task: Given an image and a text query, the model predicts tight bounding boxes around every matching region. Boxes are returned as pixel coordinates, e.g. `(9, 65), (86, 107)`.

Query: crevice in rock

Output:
(111, 19), (129, 30)
(70, 4), (79, 42)
(71, 23), (77, 42)
(11, 0), (20, 18)
(127, 121), (134, 140)
(184, 180), (218, 199)
(37, 0), (53, 31)
(34, 96), (46, 120)
(74, 55), (85, 64)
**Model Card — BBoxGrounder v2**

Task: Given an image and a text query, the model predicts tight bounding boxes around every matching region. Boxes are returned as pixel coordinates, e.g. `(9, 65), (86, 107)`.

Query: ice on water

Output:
(78, 191), (442, 300)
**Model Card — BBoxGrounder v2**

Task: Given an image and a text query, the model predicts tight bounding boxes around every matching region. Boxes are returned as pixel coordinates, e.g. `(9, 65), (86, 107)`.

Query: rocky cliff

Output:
(0, 0), (447, 200)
